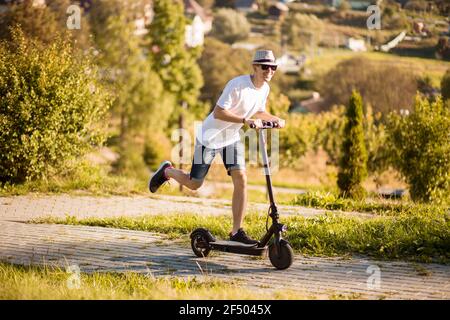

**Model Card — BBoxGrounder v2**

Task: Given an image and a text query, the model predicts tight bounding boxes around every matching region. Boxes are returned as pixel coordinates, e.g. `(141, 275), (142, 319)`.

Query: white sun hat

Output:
(252, 50), (278, 66)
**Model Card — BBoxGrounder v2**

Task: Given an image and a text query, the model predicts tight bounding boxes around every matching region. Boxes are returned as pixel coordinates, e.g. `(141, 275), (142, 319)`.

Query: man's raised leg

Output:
(165, 167), (203, 190)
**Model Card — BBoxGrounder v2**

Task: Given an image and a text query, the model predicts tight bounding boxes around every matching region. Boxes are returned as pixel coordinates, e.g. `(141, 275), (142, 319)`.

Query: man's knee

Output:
(231, 170), (247, 187)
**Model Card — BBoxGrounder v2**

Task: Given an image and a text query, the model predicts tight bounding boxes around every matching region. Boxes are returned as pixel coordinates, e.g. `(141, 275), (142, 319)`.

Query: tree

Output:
(147, 0), (204, 127)
(211, 8), (251, 44)
(147, 0), (205, 179)
(387, 96), (450, 203)
(337, 91), (368, 199)
(441, 69), (450, 102)
(91, 12), (167, 176)
(0, 28), (111, 183)
(319, 57), (418, 115)
(338, 0), (352, 11)
(281, 13), (324, 52)
(0, 0), (92, 51)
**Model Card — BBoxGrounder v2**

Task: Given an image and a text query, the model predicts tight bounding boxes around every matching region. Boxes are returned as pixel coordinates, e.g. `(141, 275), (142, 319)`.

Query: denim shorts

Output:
(189, 140), (245, 182)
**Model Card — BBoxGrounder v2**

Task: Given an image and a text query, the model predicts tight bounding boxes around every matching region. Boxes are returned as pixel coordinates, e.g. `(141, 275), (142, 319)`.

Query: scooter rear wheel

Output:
(269, 242), (294, 270)
(191, 232), (211, 258)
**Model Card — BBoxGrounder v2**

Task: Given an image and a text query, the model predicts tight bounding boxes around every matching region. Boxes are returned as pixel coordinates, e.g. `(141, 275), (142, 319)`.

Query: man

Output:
(149, 50), (285, 245)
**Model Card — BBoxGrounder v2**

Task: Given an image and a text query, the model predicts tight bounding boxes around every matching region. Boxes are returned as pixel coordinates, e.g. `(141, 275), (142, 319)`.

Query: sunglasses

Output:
(260, 64), (277, 71)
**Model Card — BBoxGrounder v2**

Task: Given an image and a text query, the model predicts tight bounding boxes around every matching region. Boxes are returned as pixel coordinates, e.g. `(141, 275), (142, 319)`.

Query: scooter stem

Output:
(258, 129), (277, 212)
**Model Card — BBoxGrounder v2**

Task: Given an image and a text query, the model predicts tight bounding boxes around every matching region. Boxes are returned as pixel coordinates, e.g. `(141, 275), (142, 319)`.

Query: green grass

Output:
(34, 209), (450, 264)
(291, 191), (449, 216)
(0, 164), (148, 197)
(0, 262), (311, 299)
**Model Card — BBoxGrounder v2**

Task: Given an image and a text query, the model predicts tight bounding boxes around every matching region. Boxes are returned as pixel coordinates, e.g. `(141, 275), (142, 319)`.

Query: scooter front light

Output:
(281, 224), (288, 232)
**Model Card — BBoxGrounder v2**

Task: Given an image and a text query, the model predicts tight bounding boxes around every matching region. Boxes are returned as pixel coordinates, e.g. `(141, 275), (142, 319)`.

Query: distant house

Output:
(268, 2), (289, 20)
(185, 15), (205, 47)
(133, 2), (154, 36)
(277, 53), (305, 73)
(184, 0), (214, 47)
(346, 38), (367, 52)
(235, 0), (258, 13)
(184, 0), (213, 32)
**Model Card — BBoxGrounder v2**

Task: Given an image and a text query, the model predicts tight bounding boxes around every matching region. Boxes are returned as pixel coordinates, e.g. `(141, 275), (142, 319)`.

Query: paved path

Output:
(1, 194), (449, 299)
(0, 193), (372, 222)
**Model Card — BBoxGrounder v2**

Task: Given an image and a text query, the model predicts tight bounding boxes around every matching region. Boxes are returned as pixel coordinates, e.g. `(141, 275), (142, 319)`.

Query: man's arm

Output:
(213, 105), (263, 128)
(253, 111), (285, 128)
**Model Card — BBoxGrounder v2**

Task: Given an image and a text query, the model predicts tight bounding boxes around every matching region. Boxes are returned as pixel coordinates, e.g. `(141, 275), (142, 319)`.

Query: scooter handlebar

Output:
(249, 120), (279, 129)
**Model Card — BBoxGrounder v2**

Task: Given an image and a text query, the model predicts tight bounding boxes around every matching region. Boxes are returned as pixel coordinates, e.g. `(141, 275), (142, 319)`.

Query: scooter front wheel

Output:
(191, 231), (211, 258)
(269, 242), (294, 270)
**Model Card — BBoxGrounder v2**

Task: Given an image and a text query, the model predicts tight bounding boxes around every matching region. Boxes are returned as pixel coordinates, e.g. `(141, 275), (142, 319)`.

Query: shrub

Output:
(386, 96), (450, 203)
(0, 28), (111, 183)
(441, 69), (450, 102)
(0, 0), (92, 50)
(211, 9), (250, 44)
(338, 0), (351, 11)
(337, 91), (368, 199)
(281, 13), (324, 51)
(319, 57), (418, 115)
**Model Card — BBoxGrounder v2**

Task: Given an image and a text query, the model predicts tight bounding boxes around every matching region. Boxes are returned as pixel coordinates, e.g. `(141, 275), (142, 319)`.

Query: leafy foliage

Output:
(210, 8), (251, 44)
(441, 69), (450, 102)
(387, 96), (450, 203)
(148, 0), (205, 130)
(319, 57), (418, 115)
(337, 91), (368, 199)
(89, 10), (167, 176)
(0, 29), (111, 183)
(281, 13), (324, 51)
(0, 0), (92, 51)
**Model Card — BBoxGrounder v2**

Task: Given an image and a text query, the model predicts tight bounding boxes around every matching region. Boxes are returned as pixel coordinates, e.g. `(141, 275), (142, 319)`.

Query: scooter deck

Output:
(210, 240), (267, 256)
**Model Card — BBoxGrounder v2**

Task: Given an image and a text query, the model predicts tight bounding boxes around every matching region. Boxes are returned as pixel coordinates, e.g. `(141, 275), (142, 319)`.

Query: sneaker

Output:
(229, 228), (259, 245)
(149, 161), (172, 193)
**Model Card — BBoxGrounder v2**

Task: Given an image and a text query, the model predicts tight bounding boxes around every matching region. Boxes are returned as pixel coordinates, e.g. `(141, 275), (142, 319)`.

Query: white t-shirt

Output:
(197, 75), (270, 149)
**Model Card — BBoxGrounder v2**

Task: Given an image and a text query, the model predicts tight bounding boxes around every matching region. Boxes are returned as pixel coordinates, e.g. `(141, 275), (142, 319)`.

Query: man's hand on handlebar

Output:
(275, 118), (285, 128)
(245, 118), (264, 129)
(247, 119), (285, 129)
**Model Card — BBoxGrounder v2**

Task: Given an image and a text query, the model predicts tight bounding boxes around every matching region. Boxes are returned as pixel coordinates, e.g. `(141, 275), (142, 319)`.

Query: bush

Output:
(319, 57), (418, 115)
(211, 9), (250, 44)
(436, 37), (450, 61)
(441, 69), (450, 102)
(387, 96), (450, 203)
(0, 0), (92, 50)
(282, 13), (324, 51)
(0, 29), (111, 183)
(338, 0), (351, 11)
(337, 91), (368, 199)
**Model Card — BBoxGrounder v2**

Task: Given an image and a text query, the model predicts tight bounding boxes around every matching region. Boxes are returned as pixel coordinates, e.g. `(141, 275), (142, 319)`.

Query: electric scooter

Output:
(190, 120), (294, 270)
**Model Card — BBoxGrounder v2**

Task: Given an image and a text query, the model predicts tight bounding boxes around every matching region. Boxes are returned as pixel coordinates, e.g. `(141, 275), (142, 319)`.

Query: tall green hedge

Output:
(0, 29), (111, 183)
(441, 69), (450, 102)
(337, 91), (368, 199)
